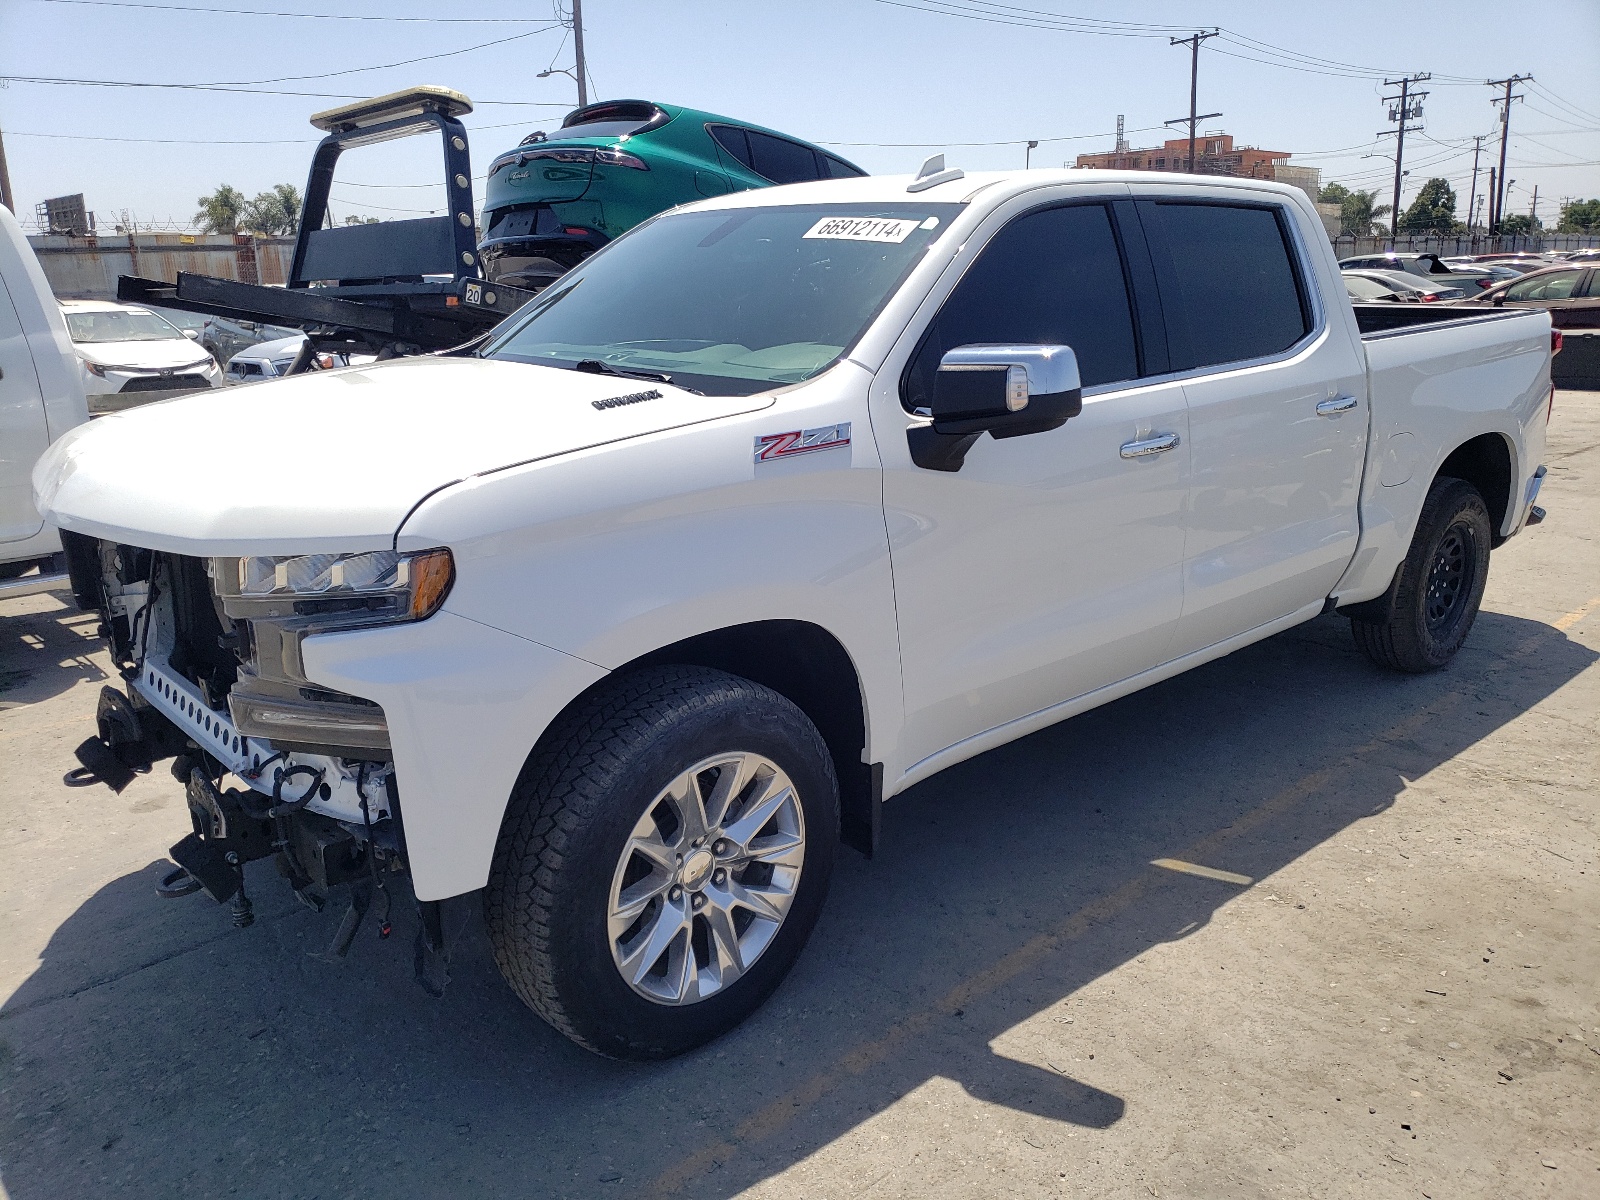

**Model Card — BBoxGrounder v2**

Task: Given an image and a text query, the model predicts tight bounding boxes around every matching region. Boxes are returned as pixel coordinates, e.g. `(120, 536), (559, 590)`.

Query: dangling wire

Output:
(357, 763), (392, 939)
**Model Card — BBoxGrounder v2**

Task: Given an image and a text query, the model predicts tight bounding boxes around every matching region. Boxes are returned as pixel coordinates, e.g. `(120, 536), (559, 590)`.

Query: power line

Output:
(1, 118), (546, 145)
(1, 77), (571, 106)
(815, 123), (1167, 148)
(30, 0), (551, 20)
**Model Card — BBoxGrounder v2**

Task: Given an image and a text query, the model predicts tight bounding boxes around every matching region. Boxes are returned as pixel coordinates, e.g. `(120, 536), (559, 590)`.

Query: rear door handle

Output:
(1316, 394), (1359, 416)
(1120, 432), (1180, 459)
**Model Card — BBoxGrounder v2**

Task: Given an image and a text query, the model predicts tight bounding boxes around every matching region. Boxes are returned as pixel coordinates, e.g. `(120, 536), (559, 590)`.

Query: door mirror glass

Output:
(912, 344), (1083, 472)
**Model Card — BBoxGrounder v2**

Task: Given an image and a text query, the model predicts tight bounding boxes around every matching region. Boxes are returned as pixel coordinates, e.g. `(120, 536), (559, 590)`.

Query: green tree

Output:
(343, 214), (381, 226)
(239, 183), (302, 236)
(1326, 186), (1391, 236)
(1498, 213), (1542, 235)
(1399, 178), (1459, 233)
(194, 184), (246, 233)
(1557, 198), (1600, 233)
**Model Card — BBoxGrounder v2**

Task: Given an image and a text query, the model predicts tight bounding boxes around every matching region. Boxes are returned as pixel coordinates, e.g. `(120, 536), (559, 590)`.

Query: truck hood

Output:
(34, 355), (773, 556)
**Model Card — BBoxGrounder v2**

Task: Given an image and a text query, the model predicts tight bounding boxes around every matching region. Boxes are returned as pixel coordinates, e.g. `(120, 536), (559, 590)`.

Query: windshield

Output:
(483, 203), (961, 395)
(65, 308), (185, 344)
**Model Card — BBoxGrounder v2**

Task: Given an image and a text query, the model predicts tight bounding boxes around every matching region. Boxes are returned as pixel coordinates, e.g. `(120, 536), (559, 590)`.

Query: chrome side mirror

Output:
(911, 343), (1083, 472)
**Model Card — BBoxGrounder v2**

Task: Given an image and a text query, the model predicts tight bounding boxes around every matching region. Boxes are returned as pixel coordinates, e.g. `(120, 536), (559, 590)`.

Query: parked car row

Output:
(1341, 269), (1465, 303)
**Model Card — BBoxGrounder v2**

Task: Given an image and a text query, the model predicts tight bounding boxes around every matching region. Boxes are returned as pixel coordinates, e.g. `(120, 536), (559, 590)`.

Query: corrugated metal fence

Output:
(28, 233), (296, 300)
(1331, 232), (1600, 256)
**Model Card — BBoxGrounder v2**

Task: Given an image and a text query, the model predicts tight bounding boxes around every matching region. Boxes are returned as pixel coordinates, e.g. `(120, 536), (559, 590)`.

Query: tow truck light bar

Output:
(310, 85), (473, 136)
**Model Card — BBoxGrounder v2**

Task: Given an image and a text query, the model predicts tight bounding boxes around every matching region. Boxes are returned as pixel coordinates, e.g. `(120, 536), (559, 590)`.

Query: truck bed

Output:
(1352, 302), (1531, 339)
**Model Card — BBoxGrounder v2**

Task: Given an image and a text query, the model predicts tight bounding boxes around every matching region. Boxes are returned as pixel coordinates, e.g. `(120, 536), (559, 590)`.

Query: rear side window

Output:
(746, 131), (821, 184)
(903, 203), (1140, 410)
(1581, 271), (1600, 298)
(1344, 275), (1391, 300)
(709, 125), (754, 170)
(1139, 202), (1311, 372)
(822, 154), (866, 179)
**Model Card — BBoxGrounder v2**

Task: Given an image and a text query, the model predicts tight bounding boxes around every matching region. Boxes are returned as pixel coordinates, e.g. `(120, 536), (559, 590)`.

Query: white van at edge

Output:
(33, 164), (1552, 1059)
(0, 203), (88, 596)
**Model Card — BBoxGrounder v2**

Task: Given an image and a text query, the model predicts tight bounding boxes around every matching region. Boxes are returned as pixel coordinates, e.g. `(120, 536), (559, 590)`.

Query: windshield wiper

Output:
(573, 359), (702, 395)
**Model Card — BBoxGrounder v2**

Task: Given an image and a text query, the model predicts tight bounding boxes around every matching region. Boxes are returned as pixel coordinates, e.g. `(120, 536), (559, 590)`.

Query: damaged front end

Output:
(62, 531), (458, 989)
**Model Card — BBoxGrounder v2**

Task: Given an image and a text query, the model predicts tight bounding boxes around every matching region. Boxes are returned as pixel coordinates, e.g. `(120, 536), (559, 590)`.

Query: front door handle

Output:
(1316, 394), (1359, 416)
(1120, 432), (1180, 459)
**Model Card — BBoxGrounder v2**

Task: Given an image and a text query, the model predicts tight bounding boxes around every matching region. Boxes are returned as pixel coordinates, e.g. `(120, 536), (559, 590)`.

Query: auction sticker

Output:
(803, 216), (922, 243)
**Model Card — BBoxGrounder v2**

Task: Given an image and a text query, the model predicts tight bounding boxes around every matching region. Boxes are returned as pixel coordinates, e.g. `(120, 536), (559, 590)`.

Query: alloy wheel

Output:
(606, 752), (805, 1005)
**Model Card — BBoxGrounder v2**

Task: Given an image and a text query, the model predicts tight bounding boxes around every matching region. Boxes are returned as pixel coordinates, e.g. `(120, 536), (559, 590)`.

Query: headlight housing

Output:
(212, 547), (454, 632)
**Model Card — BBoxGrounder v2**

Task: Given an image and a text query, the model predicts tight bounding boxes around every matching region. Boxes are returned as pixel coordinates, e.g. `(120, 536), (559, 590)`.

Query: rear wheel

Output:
(484, 665), (838, 1059)
(1350, 476), (1492, 672)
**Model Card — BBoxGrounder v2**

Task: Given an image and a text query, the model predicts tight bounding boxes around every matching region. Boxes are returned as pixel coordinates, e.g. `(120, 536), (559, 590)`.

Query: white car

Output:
(61, 300), (222, 412)
(0, 203), (89, 594)
(35, 167), (1553, 1059)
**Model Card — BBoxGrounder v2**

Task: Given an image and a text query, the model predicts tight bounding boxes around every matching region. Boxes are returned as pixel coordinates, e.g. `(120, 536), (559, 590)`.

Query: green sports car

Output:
(479, 99), (866, 290)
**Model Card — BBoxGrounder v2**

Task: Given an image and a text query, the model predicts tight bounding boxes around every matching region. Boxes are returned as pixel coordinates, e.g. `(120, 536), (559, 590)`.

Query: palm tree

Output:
(194, 185), (246, 233)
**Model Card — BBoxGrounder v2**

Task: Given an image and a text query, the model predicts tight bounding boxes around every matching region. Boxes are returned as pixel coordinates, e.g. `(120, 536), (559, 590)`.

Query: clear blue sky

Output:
(2, 0), (1596, 232)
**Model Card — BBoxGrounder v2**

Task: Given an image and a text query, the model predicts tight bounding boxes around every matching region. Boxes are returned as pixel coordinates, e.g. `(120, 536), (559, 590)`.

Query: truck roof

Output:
(673, 167), (1318, 213)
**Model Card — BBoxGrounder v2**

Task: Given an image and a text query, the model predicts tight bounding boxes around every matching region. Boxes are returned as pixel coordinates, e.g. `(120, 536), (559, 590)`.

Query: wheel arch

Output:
(524, 619), (880, 859)
(1436, 430), (1515, 542)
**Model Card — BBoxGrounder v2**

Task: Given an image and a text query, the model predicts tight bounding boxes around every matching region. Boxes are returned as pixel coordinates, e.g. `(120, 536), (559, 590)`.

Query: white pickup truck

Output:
(1, 202), (89, 596)
(33, 164), (1553, 1060)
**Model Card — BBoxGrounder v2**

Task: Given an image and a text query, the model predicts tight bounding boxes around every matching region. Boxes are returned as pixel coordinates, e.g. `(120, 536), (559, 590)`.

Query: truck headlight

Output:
(213, 547), (454, 630)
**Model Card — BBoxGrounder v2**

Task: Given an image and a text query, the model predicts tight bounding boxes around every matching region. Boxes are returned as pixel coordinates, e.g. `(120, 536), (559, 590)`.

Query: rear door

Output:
(1133, 192), (1368, 657)
(0, 274), (50, 543)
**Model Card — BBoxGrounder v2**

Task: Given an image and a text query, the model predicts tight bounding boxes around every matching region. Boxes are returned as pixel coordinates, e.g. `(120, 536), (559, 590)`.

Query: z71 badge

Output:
(754, 422), (852, 463)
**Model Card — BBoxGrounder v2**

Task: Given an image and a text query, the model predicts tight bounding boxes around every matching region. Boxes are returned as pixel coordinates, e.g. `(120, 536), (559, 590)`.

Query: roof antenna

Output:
(908, 153), (965, 193)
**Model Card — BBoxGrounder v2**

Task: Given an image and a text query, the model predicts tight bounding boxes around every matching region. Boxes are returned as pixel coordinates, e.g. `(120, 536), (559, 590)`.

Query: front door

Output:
(1131, 195), (1368, 657)
(881, 199), (1190, 774)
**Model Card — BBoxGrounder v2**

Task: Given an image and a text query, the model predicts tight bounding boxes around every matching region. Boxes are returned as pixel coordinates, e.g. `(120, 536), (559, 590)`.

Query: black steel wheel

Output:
(1350, 476), (1492, 673)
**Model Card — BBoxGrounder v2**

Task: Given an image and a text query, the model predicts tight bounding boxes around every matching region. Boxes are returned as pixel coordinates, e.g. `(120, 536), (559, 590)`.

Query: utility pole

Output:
(1528, 184), (1538, 224)
(1465, 135), (1485, 235)
(571, 0), (588, 107)
(0, 118), (14, 214)
(1379, 73), (1429, 244)
(1169, 30), (1220, 173)
(1486, 74), (1530, 232)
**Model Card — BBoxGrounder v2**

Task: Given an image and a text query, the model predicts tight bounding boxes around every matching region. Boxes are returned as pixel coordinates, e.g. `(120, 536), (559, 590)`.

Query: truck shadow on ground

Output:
(0, 609), (1593, 1199)
(0, 597), (109, 705)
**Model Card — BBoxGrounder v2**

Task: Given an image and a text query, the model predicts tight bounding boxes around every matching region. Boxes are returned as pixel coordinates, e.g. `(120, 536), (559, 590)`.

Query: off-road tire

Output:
(484, 665), (839, 1060)
(1350, 476), (1492, 673)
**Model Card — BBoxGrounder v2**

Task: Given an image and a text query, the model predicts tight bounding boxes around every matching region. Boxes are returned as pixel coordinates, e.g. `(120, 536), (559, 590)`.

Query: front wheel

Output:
(1350, 476), (1492, 672)
(484, 666), (839, 1060)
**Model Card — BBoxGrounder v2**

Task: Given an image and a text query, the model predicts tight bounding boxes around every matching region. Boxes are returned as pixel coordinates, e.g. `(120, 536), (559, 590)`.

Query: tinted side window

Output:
(903, 203), (1140, 410)
(1140, 202), (1310, 371)
(745, 131), (821, 184)
(1507, 270), (1581, 301)
(822, 155), (866, 179)
(1581, 271), (1600, 298)
(708, 125), (754, 170)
